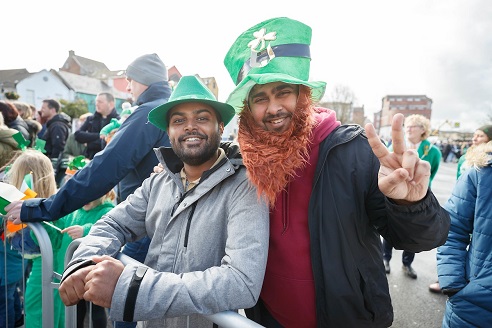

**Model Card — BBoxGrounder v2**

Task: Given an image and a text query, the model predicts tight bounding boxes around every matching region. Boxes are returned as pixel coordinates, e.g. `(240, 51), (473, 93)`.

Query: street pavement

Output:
(387, 161), (457, 328)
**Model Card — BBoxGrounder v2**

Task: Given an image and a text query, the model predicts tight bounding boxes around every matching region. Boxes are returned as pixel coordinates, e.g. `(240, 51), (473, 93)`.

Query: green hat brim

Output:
(149, 99), (236, 132)
(226, 73), (326, 113)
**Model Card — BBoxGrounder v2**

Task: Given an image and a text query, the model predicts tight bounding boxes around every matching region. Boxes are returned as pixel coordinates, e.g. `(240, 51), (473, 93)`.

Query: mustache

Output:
(178, 132), (207, 142)
(263, 112), (291, 122)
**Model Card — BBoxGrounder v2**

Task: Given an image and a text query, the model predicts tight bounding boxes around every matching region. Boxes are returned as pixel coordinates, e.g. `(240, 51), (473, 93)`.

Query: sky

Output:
(1, 0), (491, 132)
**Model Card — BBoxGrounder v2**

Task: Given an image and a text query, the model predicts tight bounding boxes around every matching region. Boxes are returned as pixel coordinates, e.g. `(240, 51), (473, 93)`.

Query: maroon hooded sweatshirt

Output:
(261, 108), (340, 327)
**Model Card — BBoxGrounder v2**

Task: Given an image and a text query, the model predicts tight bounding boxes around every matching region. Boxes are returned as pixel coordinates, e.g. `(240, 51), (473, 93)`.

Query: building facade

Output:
(374, 95), (433, 139)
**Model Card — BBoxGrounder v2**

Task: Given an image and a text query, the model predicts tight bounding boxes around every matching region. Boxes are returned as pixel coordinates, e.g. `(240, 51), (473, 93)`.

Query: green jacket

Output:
(456, 154), (466, 179)
(417, 139), (442, 186)
(23, 201), (114, 328)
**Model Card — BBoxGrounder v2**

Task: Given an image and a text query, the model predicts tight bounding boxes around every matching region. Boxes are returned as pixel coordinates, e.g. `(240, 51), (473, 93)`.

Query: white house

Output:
(15, 69), (74, 109)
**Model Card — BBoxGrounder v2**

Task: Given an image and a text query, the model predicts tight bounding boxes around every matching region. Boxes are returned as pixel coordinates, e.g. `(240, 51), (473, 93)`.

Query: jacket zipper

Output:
(183, 203), (197, 247)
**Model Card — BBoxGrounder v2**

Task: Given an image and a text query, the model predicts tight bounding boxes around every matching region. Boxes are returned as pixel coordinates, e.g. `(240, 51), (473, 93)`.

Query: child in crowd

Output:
(10, 155), (115, 328)
(99, 101), (136, 144)
(50, 156), (115, 327)
(4, 149), (57, 328)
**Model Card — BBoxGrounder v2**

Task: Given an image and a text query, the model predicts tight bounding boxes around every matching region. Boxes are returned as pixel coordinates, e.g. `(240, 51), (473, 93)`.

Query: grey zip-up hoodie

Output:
(66, 143), (269, 327)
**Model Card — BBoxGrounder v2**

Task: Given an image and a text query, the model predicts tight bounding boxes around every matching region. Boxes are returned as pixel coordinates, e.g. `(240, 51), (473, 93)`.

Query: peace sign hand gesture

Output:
(365, 113), (430, 203)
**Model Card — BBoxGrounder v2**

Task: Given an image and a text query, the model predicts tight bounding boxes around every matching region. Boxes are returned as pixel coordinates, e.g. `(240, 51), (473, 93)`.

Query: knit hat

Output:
(477, 125), (492, 141)
(126, 53), (168, 86)
(223, 17), (326, 112)
(148, 75), (235, 131)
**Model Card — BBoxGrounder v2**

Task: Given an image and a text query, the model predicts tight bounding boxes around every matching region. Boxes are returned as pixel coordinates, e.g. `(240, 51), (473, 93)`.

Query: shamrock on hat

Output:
(223, 17), (326, 112)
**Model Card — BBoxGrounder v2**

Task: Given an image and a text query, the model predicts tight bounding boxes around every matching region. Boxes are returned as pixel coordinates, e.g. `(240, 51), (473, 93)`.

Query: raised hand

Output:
(62, 225), (84, 239)
(364, 113), (430, 203)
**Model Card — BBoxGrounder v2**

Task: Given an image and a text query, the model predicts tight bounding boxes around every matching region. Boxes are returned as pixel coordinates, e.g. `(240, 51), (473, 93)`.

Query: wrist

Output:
(123, 266), (148, 322)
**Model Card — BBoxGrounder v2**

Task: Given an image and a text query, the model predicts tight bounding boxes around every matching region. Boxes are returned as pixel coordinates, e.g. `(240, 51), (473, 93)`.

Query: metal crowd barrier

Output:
(21, 223), (264, 328)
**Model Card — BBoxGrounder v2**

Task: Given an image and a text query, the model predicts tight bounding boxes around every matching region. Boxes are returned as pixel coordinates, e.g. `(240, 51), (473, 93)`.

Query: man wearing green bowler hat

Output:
(224, 17), (450, 327)
(57, 76), (269, 327)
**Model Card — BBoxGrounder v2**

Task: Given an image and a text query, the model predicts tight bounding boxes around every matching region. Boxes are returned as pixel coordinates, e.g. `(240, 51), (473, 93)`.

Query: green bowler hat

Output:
(148, 75), (236, 131)
(224, 17), (327, 113)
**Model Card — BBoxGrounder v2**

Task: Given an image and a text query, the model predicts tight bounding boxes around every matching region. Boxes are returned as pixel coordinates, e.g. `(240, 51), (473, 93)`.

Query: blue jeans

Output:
(0, 281), (22, 328)
(113, 237), (151, 328)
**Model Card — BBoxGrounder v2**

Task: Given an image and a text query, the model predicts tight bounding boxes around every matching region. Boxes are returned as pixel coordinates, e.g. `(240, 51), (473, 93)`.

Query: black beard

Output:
(171, 130), (222, 166)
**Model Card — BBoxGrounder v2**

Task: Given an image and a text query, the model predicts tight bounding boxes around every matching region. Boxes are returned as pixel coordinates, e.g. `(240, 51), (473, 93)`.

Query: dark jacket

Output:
(74, 108), (120, 159)
(309, 125), (450, 327)
(20, 82), (172, 222)
(7, 116), (31, 144)
(24, 119), (42, 147)
(41, 112), (72, 158)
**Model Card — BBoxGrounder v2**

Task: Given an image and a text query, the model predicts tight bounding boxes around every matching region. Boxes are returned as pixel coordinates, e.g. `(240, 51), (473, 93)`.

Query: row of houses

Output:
(0, 50), (218, 115)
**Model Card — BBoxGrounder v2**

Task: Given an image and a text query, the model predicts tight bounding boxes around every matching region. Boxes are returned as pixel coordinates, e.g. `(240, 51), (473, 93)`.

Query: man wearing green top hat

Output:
(57, 76), (269, 328)
(223, 17), (450, 327)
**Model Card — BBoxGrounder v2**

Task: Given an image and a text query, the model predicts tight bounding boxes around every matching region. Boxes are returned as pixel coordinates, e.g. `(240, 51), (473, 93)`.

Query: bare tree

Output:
(319, 84), (357, 124)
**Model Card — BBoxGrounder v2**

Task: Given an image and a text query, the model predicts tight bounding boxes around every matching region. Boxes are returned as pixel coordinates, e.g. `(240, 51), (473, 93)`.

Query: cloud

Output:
(415, 1), (492, 130)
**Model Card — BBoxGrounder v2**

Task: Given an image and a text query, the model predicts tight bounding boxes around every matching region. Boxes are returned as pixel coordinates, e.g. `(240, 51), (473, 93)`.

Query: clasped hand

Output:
(58, 256), (124, 308)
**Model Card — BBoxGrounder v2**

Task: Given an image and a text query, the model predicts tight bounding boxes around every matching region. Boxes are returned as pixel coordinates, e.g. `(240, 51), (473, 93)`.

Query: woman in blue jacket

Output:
(437, 140), (492, 327)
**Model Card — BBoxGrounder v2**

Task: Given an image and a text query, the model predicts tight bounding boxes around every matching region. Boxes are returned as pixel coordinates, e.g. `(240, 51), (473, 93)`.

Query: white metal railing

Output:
(30, 222), (57, 328)
(9, 223), (264, 327)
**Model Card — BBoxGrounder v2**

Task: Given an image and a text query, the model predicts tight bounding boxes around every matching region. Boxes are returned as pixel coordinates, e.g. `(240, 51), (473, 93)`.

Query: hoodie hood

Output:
(47, 112), (71, 127)
(463, 141), (492, 169)
(135, 81), (172, 107)
(0, 127), (20, 149)
(312, 107), (340, 146)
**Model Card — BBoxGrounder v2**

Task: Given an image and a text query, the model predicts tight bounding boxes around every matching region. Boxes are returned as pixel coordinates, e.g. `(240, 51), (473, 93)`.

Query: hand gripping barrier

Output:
(64, 239), (265, 328)
(6, 223), (265, 327)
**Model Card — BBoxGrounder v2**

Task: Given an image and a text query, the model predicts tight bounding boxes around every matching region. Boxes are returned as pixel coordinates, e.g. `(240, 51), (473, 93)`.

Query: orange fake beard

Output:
(238, 86), (315, 206)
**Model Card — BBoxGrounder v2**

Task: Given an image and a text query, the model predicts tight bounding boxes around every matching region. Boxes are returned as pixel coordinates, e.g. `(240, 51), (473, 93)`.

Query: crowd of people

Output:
(0, 16), (490, 328)
(437, 139), (471, 163)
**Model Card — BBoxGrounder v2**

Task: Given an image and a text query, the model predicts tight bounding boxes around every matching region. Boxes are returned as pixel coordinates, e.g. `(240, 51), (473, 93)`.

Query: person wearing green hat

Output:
(57, 75), (269, 328)
(224, 17), (450, 327)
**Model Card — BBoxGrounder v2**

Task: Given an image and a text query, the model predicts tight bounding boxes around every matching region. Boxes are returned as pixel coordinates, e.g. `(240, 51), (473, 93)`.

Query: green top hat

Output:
(149, 75), (236, 131)
(224, 17), (327, 112)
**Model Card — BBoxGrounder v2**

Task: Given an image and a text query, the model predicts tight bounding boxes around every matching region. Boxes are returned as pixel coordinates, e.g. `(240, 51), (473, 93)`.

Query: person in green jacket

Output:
(47, 156), (115, 327)
(402, 114), (442, 186)
(383, 114), (442, 279)
(49, 188), (115, 328)
(5, 149), (57, 328)
(9, 155), (115, 328)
